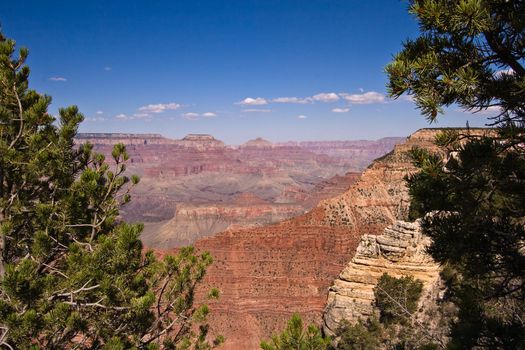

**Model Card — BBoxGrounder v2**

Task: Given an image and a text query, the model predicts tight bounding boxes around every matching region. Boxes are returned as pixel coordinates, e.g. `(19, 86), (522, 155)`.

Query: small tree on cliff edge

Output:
(386, 0), (525, 348)
(260, 313), (330, 350)
(0, 32), (220, 349)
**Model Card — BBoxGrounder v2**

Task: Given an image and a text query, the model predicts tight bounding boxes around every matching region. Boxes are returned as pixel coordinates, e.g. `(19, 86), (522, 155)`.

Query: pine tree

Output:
(386, 0), (525, 347)
(260, 314), (330, 350)
(386, 0), (524, 123)
(0, 32), (220, 349)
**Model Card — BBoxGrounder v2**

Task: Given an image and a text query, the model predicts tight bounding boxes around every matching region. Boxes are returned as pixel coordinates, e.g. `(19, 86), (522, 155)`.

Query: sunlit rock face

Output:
(323, 219), (440, 337)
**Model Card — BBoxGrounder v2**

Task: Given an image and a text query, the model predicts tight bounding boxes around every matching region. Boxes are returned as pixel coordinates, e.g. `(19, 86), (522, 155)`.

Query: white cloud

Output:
(297, 115), (307, 119)
(341, 91), (385, 104)
(332, 108), (350, 113)
(272, 96), (312, 104)
(482, 105), (502, 113)
(96, 110), (104, 115)
(138, 102), (181, 114)
(242, 109), (272, 113)
(115, 113), (129, 120)
(49, 76), (67, 82)
(115, 113), (153, 121)
(398, 94), (414, 102)
(182, 112), (200, 120)
(235, 97), (268, 105)
(133, 113), (150, 119)
(104, 66), (112, 71)
(457, 105), (502, 115)
(181, 112), (218, 120)
(312, 92), (339, 103)
(494, 68), (514, 78)
(358, 87), (364, 92)
(85, 117), (106, 122)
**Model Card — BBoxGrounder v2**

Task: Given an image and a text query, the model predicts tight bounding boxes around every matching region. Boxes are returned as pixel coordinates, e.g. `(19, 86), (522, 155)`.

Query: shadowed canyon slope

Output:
(190, 129), (447, 349)
(76, 133), (402, 247)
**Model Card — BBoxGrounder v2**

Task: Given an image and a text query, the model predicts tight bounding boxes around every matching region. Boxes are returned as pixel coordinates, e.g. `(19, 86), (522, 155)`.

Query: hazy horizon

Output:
(76, 131), (409, 145)
(3, 0), (495, 144)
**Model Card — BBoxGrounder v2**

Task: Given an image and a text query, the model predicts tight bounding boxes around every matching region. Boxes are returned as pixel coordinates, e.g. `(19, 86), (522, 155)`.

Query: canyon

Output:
(76, 129), (455, 348)
(190, 128), (447, 349)
(75, 133), (402, 247)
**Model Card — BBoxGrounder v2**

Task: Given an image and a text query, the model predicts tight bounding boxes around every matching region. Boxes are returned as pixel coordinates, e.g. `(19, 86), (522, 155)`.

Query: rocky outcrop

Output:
(179, 134), (226, 149)
(314, 129), (444, 232)
(323, 220), (441, 336)
(179, 128), (498, 349)
(139, 173), (361, 248)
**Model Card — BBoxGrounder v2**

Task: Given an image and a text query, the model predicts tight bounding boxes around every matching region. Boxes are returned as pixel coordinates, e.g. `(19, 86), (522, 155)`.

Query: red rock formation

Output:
(195, 223), (362, 349)
(187, 129), (445, 349)
(77, 133), (401, 247)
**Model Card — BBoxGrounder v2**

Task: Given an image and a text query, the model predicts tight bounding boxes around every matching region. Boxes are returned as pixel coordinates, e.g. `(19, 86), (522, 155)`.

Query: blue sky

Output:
(3, 0), (491, 144)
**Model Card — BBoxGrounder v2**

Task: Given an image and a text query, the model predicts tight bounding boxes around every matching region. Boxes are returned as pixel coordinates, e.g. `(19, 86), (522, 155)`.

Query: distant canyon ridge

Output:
(75, 133), (404, 248)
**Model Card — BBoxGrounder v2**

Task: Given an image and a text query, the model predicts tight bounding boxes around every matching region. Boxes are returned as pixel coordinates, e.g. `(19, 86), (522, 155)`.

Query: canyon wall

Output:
(277, 137), (405, 170)
(190, 129), (446, 349)
(76, 133), (401, 247)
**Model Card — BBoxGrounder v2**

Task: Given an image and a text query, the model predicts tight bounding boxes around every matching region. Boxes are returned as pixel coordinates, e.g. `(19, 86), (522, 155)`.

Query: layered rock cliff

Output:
(189, 129), (445, 349)
(139, 172), (362, 247)
(77, 133), (400, 247)
(323, 220), (441, 336)
(312, 129), (444, 232)
(141, 200), (304, 247)
(278, 137), (406, 170)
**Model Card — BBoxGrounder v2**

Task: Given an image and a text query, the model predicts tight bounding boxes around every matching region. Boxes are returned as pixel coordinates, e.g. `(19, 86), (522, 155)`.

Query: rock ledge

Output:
(323, 220), (440, 336)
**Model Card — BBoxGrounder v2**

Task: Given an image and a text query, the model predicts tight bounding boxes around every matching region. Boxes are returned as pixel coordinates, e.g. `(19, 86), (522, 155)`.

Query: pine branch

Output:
(375, 283), (446, 348)
(63, 298), (130, 311)
(8, 62), (24, 150)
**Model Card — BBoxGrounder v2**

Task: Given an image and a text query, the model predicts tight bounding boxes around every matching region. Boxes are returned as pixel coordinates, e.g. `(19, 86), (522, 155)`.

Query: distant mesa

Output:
(76, 133), (164, 138)
(75, 133), (168, 145)
(75, 132), (225, 148)
(241, 137), (273, 148)
(182, 134), (218, 142)
(180, 134), (226, 148)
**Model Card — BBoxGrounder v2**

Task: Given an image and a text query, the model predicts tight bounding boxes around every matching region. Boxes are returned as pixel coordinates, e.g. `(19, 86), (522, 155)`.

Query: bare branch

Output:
(375, 283), (447, 349)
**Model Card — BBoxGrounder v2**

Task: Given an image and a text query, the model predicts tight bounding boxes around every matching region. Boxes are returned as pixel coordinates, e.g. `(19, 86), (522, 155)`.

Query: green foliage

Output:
(0, 32), (218, 349)
(374, 274), (423, 325)
(406, 138), (525, 348)
(334, 315), (441, 350)
(386, 0), (525, 123)
(333, 275), (446, 350)
(387, 1), (525, 347)
(260, 313), (330, 350)
(333, 319), (382, 350)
